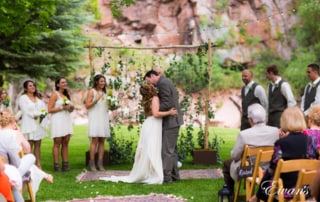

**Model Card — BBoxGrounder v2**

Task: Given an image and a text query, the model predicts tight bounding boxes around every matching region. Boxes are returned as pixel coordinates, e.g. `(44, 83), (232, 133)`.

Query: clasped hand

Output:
(169, 108), (178, 116)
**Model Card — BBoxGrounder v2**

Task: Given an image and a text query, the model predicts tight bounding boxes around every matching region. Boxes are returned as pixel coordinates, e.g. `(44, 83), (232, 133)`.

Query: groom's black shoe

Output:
(163, 180), (173, 184)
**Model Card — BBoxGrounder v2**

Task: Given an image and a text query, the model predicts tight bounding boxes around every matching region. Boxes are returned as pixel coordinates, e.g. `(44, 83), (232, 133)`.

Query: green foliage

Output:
(177, 124), (195, 162)
(107, 125), (134, 164)
(86, 0), (102, 19)
(166, 53), (208, 93)
(196, 128), (225, 164)
(0, 0), (93, 80)
(215, 0), (228, 9)
(109, 0), (136, 18)
(296, 0), (320, 47)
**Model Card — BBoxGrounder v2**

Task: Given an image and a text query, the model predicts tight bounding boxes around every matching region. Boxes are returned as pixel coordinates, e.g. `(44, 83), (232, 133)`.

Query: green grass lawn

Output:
(35, 125), (239, 202)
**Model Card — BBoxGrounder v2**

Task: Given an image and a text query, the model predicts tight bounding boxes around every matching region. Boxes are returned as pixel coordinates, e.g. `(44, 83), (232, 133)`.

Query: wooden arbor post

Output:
(204, 39), (212, 149)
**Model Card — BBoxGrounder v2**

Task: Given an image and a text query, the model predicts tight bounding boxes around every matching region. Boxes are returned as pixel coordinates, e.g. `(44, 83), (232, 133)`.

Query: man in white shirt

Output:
(265, 64), (296, 128)
(301, 64), (320, 116)
(222, 103), (279, 196)
(240, 69), (268, 130)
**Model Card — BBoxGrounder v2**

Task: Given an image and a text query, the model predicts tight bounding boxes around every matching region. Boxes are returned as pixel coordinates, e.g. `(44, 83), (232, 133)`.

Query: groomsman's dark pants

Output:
(162, 127), (180, 183)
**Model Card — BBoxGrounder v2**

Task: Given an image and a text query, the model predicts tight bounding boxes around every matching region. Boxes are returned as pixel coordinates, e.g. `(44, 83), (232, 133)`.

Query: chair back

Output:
(240, 145), (274, 166)
(292, 169), (318, 202)
(267, 159), (320, 202)
(234, 145), (274, 202)
(245, 149), (274, 201)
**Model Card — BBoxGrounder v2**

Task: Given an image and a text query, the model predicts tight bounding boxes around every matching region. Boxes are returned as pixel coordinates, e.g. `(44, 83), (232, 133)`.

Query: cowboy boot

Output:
(53, 163), (61, 172)
(62, 161), (70, 172)
(97, 159), (105, 171)
(89, 160), (97, 171)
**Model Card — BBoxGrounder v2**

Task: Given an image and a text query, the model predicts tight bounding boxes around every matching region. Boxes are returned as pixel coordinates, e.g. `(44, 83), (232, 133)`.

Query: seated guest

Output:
(222, 103), (279, 196)
(303, 105), (320, 151)
(0, 157), (14, 202)
(0, 110), (53, 201)
(249, 107), (319, 202)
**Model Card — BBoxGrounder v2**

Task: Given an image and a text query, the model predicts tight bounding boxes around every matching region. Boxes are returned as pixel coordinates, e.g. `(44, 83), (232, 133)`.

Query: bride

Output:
(100, 82), (177, 184)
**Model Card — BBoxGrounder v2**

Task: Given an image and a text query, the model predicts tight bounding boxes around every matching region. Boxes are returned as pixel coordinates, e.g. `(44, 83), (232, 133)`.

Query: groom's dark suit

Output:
(157, 76), (184, 183)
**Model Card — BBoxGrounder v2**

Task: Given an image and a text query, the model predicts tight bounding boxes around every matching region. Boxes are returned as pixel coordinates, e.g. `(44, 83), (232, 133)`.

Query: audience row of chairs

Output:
(233, 145), (320, 202)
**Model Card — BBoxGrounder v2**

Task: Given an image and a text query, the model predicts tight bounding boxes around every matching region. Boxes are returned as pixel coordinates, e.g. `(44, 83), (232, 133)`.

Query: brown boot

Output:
(89, 160), (97, 171)
(97, 159), (105, 171)
(62, 161), (70, 172)
(53, 163), (61, 172)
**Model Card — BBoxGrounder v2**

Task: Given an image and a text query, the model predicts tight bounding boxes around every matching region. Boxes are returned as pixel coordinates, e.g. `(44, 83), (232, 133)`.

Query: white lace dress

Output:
(100, 116), (163, 184)
(88, 89), (110, 138)
(50, 92), (73, 138)
(19, 94), (47, 140)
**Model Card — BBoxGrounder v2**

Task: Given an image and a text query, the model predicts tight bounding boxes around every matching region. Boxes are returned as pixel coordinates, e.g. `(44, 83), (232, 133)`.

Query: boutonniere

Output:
(274, 83), (279, 88)
(312, 83), (316, 88)
(155, 87), (159, 94)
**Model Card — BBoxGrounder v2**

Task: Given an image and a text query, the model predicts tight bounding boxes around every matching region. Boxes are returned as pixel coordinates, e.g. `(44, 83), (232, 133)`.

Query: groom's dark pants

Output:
(162, 127), (180, 183)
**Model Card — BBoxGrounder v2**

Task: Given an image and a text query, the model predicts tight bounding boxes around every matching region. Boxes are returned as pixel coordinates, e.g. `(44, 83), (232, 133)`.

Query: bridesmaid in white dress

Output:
(48, 77), (74, 172)
(85, 74), (110, 171)
(0, 88), (13, 112)
(100, 82), (177, 184)
(19, 80), (47, 168)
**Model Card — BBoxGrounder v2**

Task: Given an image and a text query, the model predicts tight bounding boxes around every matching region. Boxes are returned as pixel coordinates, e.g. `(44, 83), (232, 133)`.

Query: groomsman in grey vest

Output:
(301, 64), (320, 116)
(265, 64), (296, 128)
(240, 69), (267, 130)
(144, 69), (184, 184)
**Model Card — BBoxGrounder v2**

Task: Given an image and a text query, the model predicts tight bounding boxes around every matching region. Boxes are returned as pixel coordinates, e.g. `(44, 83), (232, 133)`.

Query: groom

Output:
(144, 69), (184, 184)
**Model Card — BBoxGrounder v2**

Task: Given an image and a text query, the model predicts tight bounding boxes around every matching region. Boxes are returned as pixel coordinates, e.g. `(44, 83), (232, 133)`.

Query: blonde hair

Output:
(280, 107), (307, 132)
(308, 105), (320, 127)
(0, 110), (15, 128)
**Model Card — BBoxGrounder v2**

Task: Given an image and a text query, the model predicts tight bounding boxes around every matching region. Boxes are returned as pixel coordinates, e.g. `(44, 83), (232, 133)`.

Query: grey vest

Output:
(304, 81), (320, 111)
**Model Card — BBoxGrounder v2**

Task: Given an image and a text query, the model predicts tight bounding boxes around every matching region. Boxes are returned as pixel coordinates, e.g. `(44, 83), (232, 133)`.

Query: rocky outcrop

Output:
(89, 0), (297, 65)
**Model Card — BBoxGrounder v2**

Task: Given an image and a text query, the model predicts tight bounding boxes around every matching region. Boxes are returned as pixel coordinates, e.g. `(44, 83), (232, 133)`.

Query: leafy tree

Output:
(109, 0), (136, 19)
(295, 0), (320, 60)
(0, 0), (93, 80)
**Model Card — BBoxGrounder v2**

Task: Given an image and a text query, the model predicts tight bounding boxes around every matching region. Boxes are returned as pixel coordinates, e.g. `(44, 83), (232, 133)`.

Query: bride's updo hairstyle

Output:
(0, 110), (15, 128)
(140, 82), (157, 116)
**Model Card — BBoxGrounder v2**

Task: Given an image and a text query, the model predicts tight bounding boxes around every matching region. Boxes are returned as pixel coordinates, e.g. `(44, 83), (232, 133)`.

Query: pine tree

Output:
(0, 0), (93, 79)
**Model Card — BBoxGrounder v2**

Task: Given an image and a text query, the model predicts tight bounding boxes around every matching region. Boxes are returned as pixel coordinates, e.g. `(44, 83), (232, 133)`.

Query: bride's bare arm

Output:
(152, 96), (177, 118)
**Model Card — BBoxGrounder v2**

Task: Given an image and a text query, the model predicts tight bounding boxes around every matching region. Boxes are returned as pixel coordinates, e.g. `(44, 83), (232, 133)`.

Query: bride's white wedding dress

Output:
(100, 116), (163, 184)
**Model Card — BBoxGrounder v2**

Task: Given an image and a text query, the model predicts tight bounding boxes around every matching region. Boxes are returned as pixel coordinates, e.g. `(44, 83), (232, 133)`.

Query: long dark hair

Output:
(140, 82), (157, 116)
(55, 77), (71, 100)
(92, 74), (106, 93)
(23, 80), (42, 99)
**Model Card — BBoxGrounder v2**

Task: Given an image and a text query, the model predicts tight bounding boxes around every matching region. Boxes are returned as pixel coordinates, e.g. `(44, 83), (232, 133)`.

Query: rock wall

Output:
(90, 0), (297, 64)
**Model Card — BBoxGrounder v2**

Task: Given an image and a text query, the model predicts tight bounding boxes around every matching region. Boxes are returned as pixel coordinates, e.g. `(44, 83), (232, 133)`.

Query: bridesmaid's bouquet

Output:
(62, 96), (71, 105)
(39, 109), (48, 123)
(2, 96), (10, 107)
(106, 89), (119, 111)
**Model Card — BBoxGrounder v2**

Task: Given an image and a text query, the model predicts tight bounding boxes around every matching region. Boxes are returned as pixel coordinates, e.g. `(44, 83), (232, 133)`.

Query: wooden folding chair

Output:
(19, 151), (35, 202)
(245, 149), (274, 201)
(233, 145), (274, 202)
(291, 169), (318, 202)
(267, 159), (320, 202)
